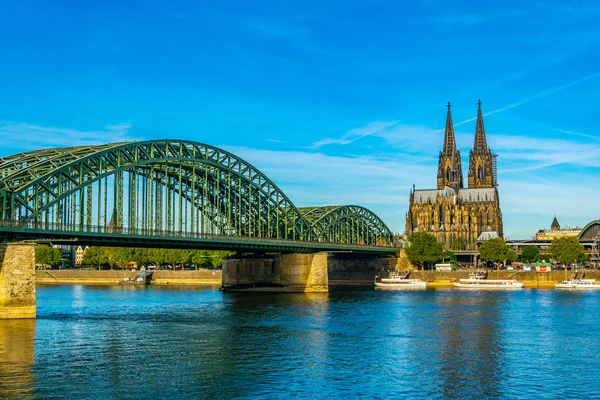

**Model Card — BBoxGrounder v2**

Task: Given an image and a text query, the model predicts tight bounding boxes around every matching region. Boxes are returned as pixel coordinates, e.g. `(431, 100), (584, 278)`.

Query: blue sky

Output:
(1, 0), (599, 239)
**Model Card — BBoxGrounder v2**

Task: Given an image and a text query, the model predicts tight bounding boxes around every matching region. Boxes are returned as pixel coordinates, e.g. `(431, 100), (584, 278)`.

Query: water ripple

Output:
(1, 286), (600, 399)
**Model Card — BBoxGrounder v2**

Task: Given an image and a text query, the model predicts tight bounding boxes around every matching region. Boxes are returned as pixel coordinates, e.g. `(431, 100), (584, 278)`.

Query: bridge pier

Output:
(222, 253), (328, 292)
(0, 243), (36, 319)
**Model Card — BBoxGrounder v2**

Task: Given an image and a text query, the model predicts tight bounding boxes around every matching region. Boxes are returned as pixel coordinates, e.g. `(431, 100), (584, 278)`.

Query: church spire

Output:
(443, 102), (457, 155)
(551, 216), (560, 231)
(468, 100), (495, 188)
(473, 99), (488, 153)
(437, 102), (463, 191)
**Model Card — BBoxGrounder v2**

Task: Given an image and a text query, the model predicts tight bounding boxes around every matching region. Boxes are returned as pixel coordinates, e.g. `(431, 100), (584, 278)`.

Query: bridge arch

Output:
(300, 205), (393, 246)
(0, 140), (315, 241)
(579, 220), (600, 241)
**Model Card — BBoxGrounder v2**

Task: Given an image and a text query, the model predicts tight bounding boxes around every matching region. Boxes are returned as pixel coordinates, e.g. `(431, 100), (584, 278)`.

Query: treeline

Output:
(82, 247), (235, 269)
(35, 245), (65, 268)
(405, 232), (590, 269)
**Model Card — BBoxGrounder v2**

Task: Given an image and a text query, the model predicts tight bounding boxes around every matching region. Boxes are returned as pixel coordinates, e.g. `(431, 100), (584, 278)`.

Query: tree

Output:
(405, 232), (443, 270)
(82, 246), (108, 267)
(191, 250), (212, 269)
(208, 250), (235, 269)
(505, 250), (518, 265)
(478, 238), (508, 266)
(521, 246), (539, 263)
(548, 236), (586, 266)
(451, 237), (467, 251)
(165, 249), (190, 270)
(441, 250), (457, 265)
(35, 245), (62, 268)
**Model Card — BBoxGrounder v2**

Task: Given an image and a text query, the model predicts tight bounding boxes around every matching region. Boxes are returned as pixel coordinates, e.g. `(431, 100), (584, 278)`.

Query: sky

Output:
(0, 0), (599, 239)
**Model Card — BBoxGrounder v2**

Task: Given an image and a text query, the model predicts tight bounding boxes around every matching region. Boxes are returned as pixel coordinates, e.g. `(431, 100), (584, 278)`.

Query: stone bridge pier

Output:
(222, 253), (329, 292)
(222, 251), (409, 291)
(0, 243), (36, 319)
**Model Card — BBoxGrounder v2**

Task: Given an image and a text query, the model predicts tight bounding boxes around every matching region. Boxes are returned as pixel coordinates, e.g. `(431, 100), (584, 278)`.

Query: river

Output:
(1, 285), (599, 399)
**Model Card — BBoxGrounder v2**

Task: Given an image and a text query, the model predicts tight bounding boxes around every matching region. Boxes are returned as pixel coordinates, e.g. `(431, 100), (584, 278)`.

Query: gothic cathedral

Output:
(405, 101), (503, 249)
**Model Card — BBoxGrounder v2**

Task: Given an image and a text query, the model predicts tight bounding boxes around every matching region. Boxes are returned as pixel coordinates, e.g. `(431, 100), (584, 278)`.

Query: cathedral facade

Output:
(405, 101), (503, 249)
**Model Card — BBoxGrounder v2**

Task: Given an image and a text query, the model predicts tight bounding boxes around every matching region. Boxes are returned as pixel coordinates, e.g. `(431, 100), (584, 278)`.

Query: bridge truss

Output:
(0, 140), (393, 248)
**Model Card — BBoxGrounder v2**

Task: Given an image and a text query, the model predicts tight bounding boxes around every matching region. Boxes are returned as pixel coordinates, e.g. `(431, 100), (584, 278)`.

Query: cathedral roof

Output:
(458, 188), (496, 202)
(477, 231), (499, 241)
(413, 187), (456, 203)
(412, 187), (496, 204)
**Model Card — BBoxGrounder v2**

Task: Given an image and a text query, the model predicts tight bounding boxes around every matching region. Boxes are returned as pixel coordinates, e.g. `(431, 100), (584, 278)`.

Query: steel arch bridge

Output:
(0, 140), (394, 253)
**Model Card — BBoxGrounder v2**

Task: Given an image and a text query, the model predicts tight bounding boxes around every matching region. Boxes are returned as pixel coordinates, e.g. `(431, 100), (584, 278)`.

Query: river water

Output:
(1, 285), (599, 399)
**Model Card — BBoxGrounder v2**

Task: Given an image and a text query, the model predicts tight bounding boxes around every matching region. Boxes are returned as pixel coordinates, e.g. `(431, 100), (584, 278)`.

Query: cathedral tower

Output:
(468, 100), (496, 188)
(437, 102), (463, 191)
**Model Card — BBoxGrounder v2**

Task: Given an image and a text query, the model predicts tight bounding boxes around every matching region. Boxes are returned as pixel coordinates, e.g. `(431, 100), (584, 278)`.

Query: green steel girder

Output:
(0, 140), (394, 247)
(0, 140), (314, 241)
(300, 205), (393, 246)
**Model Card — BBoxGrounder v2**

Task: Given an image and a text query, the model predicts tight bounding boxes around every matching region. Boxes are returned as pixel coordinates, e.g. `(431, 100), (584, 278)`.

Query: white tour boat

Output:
(556, 270), (600, 289)
(453, 270), (523, 289)
(555, 279), (600, 289)
(374, 271), (427, 289)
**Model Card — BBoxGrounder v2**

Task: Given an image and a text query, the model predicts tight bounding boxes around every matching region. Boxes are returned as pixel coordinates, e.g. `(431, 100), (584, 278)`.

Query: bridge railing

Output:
(0, 219), (396, 248)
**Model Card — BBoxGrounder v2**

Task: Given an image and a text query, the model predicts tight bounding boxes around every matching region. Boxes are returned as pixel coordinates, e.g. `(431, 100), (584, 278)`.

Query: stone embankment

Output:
(332, 269), (599, 288)
(35, 267), (597, 289)
(36, 269), (222, 285)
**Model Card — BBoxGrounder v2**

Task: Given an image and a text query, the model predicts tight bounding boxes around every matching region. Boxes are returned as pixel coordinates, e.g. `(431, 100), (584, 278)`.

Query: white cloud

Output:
(220, 142), (600, 239)
(308, 120), (399, 149)
(0, 121), (140, 151)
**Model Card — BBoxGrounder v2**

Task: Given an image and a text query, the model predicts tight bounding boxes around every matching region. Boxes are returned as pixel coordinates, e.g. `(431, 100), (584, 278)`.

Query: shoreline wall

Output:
(36, 267), (598, 289)
(36, 269), (222, 285)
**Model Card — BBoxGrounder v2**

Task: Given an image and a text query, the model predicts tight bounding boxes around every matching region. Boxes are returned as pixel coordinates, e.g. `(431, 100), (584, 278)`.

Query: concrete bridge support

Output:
(0, 243), (36, 319)
(328, 252), (410, 286)
(222, 253), (329, 292)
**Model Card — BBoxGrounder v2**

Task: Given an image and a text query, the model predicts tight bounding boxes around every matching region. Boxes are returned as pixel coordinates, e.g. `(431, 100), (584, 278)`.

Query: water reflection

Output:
(433, 291), (505, 399)
(216, 292), (332, 398)
(5, 286), (600, 398)
(0, 319), (36, 398)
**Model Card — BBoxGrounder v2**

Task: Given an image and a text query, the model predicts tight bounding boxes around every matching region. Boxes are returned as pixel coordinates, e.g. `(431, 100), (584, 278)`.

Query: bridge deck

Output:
(0, 224), (399, 255)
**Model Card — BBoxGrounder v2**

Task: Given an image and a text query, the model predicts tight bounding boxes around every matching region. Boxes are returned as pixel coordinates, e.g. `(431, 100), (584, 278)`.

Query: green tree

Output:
(208, 250), (235, 268)
(131, 248), (151, 268)
(405, 232), (443, 270)
(548, 236), (586, 266)
(35, 245), (62, 268)
(478, 238), (508, 267)
(164, 249), (190, 270)
(578, 253), (590, 264)
(451, 237), (466, 251)
(440, 250), (457, 265)
(191, 250), (211, 269)
(520, 246), (539, 263)
(505, 249), (518, 265)
(147, 248), (166, 268)
(82, 247), (108, 267)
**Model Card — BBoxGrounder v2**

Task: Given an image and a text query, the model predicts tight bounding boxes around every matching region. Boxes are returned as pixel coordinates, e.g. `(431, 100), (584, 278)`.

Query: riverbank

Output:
(36, 269), (222, 285)
(37, 269), (598, 288)
(329, 269), (600, 288)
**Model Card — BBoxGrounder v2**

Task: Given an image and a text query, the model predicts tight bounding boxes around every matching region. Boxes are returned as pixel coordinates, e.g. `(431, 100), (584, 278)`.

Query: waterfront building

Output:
(405, 101), (503, 249)
(535, 216), (581, 240)
(74, 246), (88, 266)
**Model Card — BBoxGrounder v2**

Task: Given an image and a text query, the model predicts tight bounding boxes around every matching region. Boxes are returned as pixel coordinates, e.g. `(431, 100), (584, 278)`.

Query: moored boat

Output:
(374, 271), (427, 289)
(453, 270), (523, 289)
(555, 270), (600, 289)
(555, 279), (600, 289)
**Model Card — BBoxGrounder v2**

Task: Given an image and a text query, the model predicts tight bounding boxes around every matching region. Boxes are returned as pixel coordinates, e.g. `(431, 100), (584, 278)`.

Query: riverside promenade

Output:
(35, 268), (596, 289)
(36, 269), (222, 285)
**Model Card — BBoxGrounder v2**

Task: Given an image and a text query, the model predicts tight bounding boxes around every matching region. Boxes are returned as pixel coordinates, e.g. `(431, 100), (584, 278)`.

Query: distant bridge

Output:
(0, 140), (396, 254)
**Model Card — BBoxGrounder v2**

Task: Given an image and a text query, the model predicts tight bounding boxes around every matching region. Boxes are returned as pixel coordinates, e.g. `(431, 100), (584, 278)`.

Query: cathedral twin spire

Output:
(437, 100), (495, 191)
